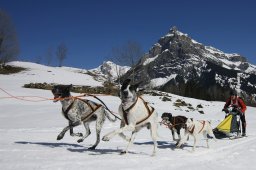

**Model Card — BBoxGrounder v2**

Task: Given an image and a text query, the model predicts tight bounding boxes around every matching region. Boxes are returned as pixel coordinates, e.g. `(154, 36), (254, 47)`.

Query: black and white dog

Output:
(161, 112), (187, 141)
(52, 84), (116, 150)
(102, 79), (158, 156)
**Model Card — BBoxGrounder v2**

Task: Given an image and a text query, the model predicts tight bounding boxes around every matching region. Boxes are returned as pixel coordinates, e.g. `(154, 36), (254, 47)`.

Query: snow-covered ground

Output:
(0, 62), (256, 170)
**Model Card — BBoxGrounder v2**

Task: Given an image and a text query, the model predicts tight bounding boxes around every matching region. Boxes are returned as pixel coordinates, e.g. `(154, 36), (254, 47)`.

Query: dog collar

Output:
(122, 97), (155, 125)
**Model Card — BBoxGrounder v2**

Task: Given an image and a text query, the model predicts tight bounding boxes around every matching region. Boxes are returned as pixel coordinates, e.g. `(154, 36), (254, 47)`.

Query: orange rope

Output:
(0, 87), (109, 102)
(159, 120), (185, 129)
(0, 87), (121, 119)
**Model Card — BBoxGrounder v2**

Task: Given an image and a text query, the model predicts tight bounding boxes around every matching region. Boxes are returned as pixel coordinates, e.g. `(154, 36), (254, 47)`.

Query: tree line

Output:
(0, 10), (68, 67)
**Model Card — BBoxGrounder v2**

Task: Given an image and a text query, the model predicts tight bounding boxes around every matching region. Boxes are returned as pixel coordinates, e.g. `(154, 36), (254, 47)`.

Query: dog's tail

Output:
(104, 109), (117, 122)
(90, 95), (120, 122)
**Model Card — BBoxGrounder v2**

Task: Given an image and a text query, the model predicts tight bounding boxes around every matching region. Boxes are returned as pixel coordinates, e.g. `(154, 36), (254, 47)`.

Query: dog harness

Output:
(62, 98), (102, 122)
(187, 120), (206, 134)
(122, 96), (155, 125)
(168, 117), (186, 129)
(62, 100), (75, 120)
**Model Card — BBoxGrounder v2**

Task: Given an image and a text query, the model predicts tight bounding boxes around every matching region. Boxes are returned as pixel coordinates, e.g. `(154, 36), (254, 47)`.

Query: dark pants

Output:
(240, 113), (246, 134)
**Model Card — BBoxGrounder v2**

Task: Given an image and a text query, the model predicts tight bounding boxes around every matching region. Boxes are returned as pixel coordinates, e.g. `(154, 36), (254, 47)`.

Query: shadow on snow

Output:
(15, 141), (122, 155)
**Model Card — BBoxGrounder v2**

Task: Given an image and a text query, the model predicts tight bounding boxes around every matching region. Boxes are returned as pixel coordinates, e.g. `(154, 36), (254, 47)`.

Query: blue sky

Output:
(0, 0), (255, 69)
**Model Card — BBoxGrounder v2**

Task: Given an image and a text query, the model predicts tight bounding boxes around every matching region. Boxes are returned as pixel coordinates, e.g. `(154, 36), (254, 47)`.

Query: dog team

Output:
(52, 79), (216, 155)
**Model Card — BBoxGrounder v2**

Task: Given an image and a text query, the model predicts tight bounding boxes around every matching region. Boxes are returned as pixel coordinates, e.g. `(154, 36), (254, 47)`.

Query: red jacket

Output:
(224, 96), (247, 113)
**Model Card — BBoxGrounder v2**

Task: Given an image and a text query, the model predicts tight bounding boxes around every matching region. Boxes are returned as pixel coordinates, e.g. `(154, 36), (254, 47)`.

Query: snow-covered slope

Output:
(6, 61), (103, 87)
(5, 61), (130, 87)
(0, 61), (256, 170)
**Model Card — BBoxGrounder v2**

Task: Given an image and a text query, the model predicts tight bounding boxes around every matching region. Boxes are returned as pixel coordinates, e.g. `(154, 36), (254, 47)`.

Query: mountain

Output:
(89, 61), (130, 82)
(122, 26), (256, 106)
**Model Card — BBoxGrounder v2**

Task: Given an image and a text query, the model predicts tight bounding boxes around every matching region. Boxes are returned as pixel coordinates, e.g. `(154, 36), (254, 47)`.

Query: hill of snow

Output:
(5, 61), (103, 87)
(0, 61), (256, 170)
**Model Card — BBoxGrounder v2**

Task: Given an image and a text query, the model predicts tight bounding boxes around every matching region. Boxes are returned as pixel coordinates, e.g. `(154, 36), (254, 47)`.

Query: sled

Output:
(213, 110), (242, 139)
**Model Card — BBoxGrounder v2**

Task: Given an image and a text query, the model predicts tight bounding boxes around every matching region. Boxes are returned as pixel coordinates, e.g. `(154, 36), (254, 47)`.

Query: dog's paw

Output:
(175, 144), (183, 149)
(102, 136), (110, 141)
(120, 150), (127, 155)
(88, 146), (96, 150)
(125, 137), (131, 142)
(175, 145), (181, 149)
(57, 135), (63, 140)
(77, 138), (84, 143)
(151, 152), (156, 157)
(71, 133), (83, 137)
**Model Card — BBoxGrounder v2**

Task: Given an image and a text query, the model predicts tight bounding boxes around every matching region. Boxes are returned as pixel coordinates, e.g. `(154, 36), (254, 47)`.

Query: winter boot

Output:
(242, 124), (246, 136)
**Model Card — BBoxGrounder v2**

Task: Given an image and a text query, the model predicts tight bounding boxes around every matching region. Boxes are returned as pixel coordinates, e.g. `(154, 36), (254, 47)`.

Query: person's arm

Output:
(222, 98), (231, 113)
(223, 98), (231, 109)
(238, 98), (246, 113)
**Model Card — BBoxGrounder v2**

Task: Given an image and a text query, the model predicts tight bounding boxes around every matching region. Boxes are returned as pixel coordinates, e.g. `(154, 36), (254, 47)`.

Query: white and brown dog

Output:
(102, 79), (158, 156)
(52, 84), (116, 150)
(176, 118), (216, 151)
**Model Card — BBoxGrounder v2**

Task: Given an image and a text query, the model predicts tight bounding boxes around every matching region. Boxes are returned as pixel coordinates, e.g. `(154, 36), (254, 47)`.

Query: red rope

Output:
(0, 87), (108, 102)
(159, 120), (186, 129)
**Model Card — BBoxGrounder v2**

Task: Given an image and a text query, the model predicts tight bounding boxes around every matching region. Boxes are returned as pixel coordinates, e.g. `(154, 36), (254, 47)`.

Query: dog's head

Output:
(51, 84), (72, 102)
(161, 112), (172, 125)
(185, 118), (194, 129)
(120, 79), (140, 104)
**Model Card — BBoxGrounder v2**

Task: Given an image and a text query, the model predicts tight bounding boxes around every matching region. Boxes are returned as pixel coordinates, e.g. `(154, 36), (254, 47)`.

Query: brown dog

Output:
(161, 112), (187, 141)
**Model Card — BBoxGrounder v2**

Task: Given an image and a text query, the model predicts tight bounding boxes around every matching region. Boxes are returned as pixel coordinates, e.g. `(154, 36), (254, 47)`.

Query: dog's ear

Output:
(122, 79), (131, 86)
(161, 113), (166, 118)
(132, 81), (143, 92)
(188, 118), (193, 123)
(121, 79), (131, 90)
(169, 112), (173, 117)
(133, 83), (140, 92)
(63, 84), (72, 91)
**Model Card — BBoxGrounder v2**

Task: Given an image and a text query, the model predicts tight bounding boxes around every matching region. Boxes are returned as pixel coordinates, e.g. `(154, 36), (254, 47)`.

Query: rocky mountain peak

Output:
(122, 26), (256, 106)
(169, 26), (178, 34)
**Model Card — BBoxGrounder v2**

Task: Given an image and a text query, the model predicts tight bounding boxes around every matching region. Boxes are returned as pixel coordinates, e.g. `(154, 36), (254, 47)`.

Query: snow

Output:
(1, 62), (256, 170)
(205, 46), (225, 55)
(7, 61), (103, 87)
(245, 63), (256, 73)
(89, 61), (130, 80)
(143, 55), (159, 66)
(205, 46), (256, 73)
(150, 74), (177, 87)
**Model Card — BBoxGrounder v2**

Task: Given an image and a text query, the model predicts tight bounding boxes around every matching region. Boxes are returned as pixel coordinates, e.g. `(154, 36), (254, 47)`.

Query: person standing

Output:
(222, 90), (247, 136)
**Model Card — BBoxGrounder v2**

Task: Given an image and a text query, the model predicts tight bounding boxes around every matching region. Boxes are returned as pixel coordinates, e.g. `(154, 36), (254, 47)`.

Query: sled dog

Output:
(102, 79), (158, 156)
(176, 118), (216, 151)
(52, 84), (116, 150)
(161, 112), (187, 141)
